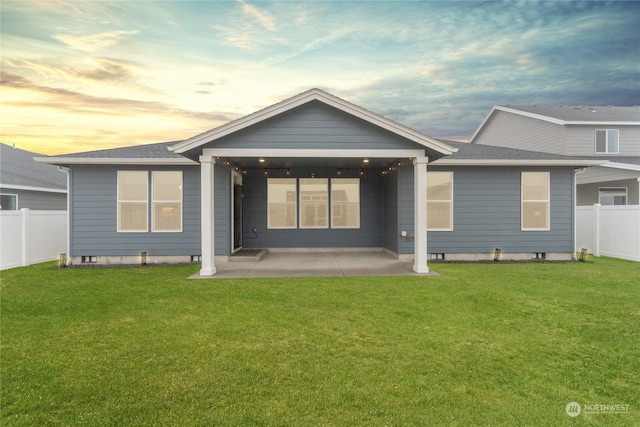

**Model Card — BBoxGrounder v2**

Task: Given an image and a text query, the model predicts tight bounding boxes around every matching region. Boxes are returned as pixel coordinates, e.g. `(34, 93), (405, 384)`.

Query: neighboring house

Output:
(0, 142), (67, 210)
(469, 105), (640, 205)
(37, 89), (601, 275)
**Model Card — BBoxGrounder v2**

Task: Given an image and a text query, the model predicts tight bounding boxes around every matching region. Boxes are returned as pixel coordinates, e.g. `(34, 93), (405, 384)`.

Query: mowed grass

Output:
(1, 257), (638, 426)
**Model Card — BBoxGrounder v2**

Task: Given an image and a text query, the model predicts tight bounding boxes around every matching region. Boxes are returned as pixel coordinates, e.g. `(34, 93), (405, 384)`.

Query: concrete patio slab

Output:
(189, 250), (438, 279)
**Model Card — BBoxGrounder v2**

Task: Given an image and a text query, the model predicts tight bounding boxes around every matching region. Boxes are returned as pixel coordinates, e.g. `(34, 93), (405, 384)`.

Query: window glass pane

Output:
(119, 171), (147, 200)
(427, 202), (452, 230)
(331, 178), (359, 228)
(522, 172), (549, 200)
(153, 202), (182, 231)
(522, 202), (548, 229)
(607, 130), (619, 153)
(0, 194), (17, 210)
(613, 195), (627, 205)
(595, 130), (606, 153)
(300, 178), (328, 228)
(268, 178), (297, 229)
(427, 172), (453, 201)
(153, 171), (182, 201)
(119, 203), (147, 231)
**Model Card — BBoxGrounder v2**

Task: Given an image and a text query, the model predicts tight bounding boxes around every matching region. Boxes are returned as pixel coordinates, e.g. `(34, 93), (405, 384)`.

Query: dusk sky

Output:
(1, 1), (639, 155)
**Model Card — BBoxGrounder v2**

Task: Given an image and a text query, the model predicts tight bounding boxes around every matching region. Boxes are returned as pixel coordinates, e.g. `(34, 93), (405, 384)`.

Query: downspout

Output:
(57, 166), (71, 266)
(573, 167), (585, 260)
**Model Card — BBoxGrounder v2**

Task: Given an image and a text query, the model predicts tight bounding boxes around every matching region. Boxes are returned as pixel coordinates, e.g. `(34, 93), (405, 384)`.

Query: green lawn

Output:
(1, 257), (638, 426)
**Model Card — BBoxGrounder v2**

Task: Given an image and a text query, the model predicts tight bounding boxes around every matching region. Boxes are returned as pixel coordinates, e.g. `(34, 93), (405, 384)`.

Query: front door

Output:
(233, 182), (243, 251)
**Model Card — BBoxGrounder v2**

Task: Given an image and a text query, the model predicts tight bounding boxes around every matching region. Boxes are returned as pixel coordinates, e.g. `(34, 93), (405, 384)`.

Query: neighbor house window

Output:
(299, 178), (328, 228)
(331, 178), (360, 228)
(522, 172), (550, 231)
(599, 187), (627, 205)
(152, 171), (182, 232)
(427, 172), (453, 231)
(267, 178), (297, 229)
(595, 129), (619, 154)
(0, 193), (18, 210)
(117, 171), (148, 232)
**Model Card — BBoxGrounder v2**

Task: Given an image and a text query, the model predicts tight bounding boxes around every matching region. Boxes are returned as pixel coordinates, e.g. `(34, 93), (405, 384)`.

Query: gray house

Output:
(38, 89), (601, 275)
(469, 105), (640, 205)
(0, 142), (67, 210)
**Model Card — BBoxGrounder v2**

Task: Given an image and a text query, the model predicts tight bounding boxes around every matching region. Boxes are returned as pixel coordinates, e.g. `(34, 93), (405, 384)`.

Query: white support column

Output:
(413, 157), (429, 273)
(200, 156), (216, 276)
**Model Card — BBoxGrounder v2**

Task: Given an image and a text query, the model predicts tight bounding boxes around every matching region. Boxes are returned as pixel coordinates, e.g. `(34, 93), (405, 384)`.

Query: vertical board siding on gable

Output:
(206, 101), (423, 151)
(565, 125), (640, 156)
(427, 166), (574, 253)
(241, 168), (384, 248)
(474, 110), (565, 154)
(70, 165), (201, 256)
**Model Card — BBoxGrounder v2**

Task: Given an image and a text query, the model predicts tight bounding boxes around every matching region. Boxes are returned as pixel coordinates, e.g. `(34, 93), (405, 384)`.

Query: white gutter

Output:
(34, 157), (197, 166)
(573, 167), (586, 260)
(57, 166), (71, 266)
(431, 159), (608, 167)
(0, 184), (67, 193)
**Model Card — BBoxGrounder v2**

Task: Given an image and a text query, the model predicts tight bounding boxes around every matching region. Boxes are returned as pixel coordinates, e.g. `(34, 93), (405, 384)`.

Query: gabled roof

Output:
(432, 140), (607, 167)
(170, 88), (455, 156)
(35, 142), (196, 166)
(0, 143), (67, 192)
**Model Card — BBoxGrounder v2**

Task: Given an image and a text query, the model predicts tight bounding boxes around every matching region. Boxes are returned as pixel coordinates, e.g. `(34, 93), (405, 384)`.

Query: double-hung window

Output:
(152, 171), (182, 232)
(331, 178), (360, 228)
(117, 171), (148, 232)
(267, 178), (297, 229)
(595, 129), (619, 154)
(521, 172), (550, 231)
(427, 172), (453, 231)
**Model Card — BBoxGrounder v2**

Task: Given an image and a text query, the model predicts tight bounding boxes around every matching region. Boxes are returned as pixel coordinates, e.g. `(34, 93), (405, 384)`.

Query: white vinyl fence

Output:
(0, 209), (67, 270)
(576, 204), (640, 262)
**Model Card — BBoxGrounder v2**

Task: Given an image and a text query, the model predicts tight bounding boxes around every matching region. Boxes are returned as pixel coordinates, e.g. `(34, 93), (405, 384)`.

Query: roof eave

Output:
(431, 159), (609, 167)
(0, 183), (67, 193)
(34, 157), (198, 166)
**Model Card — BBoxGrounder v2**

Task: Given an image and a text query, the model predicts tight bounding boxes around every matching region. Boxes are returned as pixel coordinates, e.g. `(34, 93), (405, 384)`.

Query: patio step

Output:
(229, 249), (267, 262)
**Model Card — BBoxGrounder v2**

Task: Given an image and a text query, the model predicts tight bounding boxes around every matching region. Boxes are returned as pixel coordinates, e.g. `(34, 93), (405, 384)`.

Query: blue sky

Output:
(1, 0), (639, 155)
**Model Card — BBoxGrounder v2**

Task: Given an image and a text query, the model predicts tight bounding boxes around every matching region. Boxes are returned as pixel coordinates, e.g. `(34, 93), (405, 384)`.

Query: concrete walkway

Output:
(189, 250), (438, 279)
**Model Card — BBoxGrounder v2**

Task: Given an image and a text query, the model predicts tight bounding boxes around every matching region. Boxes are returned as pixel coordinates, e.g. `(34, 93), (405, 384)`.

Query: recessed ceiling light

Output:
(258, 158), (266, 163)
(363, 158), (370, 163)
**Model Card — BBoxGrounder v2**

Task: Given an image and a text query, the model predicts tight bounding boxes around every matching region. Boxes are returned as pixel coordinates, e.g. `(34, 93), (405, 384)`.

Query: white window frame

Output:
(267, 178), (297, 229)
(299, 178), (329, 229)
(152, 171), (183, 232)
(598, 187), (628, 206)
(426, 171), (453, 231)
(117, 171), (149, 232)
(330, 178), (360, 229)
(521, 171), (550, 231)
(0, 193), (18, 210)
(595, 129), (619, 154)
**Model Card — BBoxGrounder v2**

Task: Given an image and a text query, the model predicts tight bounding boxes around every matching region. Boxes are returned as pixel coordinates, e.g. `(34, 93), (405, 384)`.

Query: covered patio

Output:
(189, 249), (439, 279)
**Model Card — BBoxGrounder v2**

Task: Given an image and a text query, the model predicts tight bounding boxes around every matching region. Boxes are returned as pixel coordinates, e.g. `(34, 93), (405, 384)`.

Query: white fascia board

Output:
(564, 121), (640, 126)
(172, 88), (454, 156)
(468, 106), (499, 143)
(431, 159), (608, 167)
(203, 148), (427, 159)
(602, 162), (640, 172)
(494, 106), (566, 125)
(0, 184), (67, 193)
(34, 157), (197, 166)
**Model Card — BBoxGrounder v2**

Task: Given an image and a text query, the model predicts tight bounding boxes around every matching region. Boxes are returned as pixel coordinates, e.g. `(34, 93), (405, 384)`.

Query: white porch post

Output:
(413, 156), (429, 273)
(200, 156), (216, 276)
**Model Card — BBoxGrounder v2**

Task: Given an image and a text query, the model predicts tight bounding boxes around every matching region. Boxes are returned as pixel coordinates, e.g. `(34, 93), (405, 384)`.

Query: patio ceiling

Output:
(219, 156), (410, 170)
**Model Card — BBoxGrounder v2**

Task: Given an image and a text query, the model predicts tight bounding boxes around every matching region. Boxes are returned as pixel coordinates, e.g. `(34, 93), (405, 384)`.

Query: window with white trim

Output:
(521, 172), (550, 231)
(117, 171), (148, 232)
(427, 172), (453, 231)
(152, 171), (182, 232)
(300, 178), (328, 228)
(267, 178), (297, 229)
(0, 193), (18, 210)
(599, 187), (627, 205)
(331, 178), (360, 228)
(595, 129), (619, 154)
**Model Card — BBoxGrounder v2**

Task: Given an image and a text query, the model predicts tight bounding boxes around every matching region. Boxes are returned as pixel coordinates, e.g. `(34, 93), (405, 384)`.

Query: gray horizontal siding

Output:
(0, 187), (67, 210)
(427, 166), (574, 253)
(70, 165), (202, 257)
(241, 168), (384, 249)
(207, 101), (424, 151)
(565, 125), (640, 156)
(474, 110), (565, 154)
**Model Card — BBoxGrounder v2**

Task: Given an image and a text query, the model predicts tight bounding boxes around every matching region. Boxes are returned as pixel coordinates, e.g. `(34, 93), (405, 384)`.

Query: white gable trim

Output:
(203, 148), (426, 159)
(171, 88), (454, 156)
